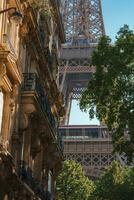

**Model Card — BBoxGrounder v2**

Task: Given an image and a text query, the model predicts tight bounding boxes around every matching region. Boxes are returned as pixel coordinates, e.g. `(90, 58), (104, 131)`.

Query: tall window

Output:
(0, 90), (4, 135)
(48, 171), (52, 193)
(0, 0), (4, 42)
(6, 17), (19, 57)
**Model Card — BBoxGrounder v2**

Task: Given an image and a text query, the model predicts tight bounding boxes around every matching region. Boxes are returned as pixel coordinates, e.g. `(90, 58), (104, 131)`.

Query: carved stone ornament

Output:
(19, 23), (29, 40)
(23, 104), (36, 115)
(19, 111), (29, 130)
(9, 84), (18, 112)
(19, 104), (36, 130)
(0, 64), (6, 86)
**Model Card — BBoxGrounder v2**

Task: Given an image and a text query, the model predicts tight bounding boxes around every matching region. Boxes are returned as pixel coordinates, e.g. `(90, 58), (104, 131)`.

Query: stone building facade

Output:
(0, 0), (65, 199)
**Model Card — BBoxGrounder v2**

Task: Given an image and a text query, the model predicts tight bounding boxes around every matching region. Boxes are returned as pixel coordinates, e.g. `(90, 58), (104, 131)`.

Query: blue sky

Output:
(69, 0), (134, 125)
(102, 0), (134, 41)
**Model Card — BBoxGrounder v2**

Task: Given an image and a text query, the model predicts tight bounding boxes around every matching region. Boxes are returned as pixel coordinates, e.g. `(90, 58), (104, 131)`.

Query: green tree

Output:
(56, 160), (94, 200)
(91, 161), (134, 200)
(80, 25), (134, 161)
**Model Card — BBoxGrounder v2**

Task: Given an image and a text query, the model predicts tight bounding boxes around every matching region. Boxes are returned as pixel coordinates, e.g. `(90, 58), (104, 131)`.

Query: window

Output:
(0, 0), (4, 42)
(85, 128), (99, 138)
(68, 128), (82, 137)
(48, 171), (52, 193)
(0, 90), (4, 135)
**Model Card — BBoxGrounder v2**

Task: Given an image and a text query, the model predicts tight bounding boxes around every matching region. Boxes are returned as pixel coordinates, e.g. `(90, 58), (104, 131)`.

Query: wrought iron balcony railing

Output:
(22, 73), (64, 151)
(22, 73), (56, 132)
(17, 161), (51, 200)
(38, 25), (46, 50)
(57, 131), (64, 151)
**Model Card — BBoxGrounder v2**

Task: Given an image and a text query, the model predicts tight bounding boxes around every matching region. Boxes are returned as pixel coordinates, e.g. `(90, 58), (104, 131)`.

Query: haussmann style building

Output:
(0, 0), (65, 199)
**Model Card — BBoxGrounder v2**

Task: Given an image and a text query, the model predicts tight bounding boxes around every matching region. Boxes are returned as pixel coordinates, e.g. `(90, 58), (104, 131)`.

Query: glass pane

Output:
(0, 91), (4, 134)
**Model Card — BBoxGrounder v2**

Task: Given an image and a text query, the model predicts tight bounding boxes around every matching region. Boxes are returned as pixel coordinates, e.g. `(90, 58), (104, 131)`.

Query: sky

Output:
(69, 0), (134, 125)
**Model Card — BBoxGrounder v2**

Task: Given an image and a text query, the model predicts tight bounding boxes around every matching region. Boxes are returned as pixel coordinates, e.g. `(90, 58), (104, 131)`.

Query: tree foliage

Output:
(91, 161), (134, 200)
(56, 160), (94, 200)
(56, 160), (134, 200)
(80, 25), (134, 161)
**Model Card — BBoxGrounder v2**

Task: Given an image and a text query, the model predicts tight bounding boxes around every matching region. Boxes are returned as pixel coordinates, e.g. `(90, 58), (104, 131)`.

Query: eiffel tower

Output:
(59, 0), (116, 178)
(59, 0), (105, 124)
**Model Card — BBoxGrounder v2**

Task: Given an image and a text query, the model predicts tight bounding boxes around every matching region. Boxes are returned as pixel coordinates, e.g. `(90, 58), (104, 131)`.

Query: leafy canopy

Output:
(56, 160), (134, 200)
(80, 25), (134, 161)
(56, 160), (94, 200)
(91, 161), (134, 200)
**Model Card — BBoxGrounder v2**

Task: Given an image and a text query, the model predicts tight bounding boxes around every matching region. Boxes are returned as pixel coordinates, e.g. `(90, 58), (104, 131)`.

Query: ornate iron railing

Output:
(22, 73), (64, 151)
(39, 27), (45, 49)
(57, 131), (64, 151)
(17, 161), (51, 200)
(22, 73), (56, 132)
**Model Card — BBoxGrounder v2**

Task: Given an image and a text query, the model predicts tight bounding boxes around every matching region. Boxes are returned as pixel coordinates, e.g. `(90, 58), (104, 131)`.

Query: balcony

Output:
(17, 161), (51, 200)
(22, 73), (56, 132)
(59, 125), (110, 140)
(0, 34), (21, 84)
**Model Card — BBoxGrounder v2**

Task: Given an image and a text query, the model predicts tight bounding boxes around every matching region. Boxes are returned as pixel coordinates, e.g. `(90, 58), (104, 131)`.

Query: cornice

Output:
(0, 49), (22, 86)
(0, 65), (12, 92)
(6, 53), (22, 84)
(2, 75), (12, 92)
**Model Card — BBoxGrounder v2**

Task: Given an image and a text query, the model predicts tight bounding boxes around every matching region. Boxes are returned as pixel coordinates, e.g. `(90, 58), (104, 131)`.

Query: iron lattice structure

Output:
(59, 125), (115, 178)
(59, 0), (105, 124)
(58, 0), (117, 178)
(59, 126), (131, 178)
(61, 0), (105, 41)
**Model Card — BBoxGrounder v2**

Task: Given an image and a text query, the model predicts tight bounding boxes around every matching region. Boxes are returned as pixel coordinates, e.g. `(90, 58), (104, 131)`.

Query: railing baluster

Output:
(17, 160), (51, 199)
(22, 73), (63, 151)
